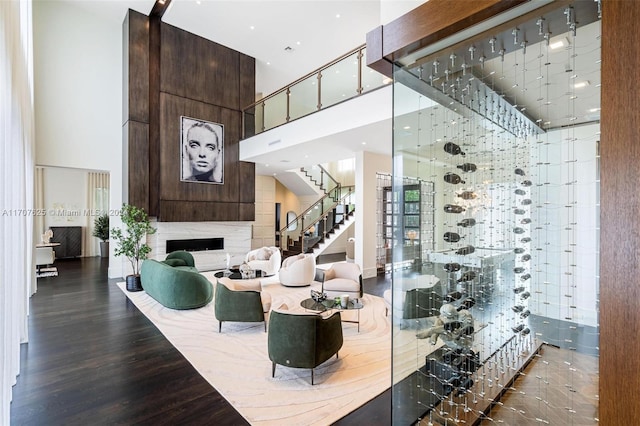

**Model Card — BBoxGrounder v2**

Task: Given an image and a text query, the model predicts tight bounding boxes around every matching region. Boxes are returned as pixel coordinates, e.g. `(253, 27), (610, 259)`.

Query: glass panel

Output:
(320, 52), (359, 109)
(391, 3), (600, 425)
(361, 47), (389, 93)
(289, 74), (318, 121)
(263, 90), (287, 131)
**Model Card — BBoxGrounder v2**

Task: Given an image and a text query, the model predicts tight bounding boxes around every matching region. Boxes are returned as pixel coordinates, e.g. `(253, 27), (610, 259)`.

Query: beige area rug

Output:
(117, 273), (396, 426)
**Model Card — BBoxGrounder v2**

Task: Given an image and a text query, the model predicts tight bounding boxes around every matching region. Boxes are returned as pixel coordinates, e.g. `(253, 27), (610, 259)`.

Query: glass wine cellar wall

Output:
(390, 2), (600, 424)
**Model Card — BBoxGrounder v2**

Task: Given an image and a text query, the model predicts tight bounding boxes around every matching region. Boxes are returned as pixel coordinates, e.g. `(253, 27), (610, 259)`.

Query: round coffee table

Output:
(300, 297), (364, 332)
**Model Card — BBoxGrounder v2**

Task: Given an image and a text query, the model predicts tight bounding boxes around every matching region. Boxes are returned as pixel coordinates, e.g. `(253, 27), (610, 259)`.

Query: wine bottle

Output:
(457, 191), (477, 200)
(520, 291), (531, 299)
(514, 208), (526, 215)
(511, 324), (525, 333)
(445, 290), (462, 301)
(512, 286), (525, 293)
(513, 227), (525, 234)
(456, 245), (475, 255)
(514, 189), (526, 196)
(521, 237), (532, 243)
(444, 142), (466, 156)
(444, 262), (461, 272)
(513, 267), (525, 274)
(513, 248), (525, 254)
(457, 218), (476, 227)
(521, 199), (532, 206)
(520, 218), (532, 224)
(444, 172), (465, 184)
(457, 297), (476, 310)
(457, 271), (477, 282)
(521, 180), (533, 187)
(457, 163), (477, 172)
(520, 273), (531, 281)
(444, 232), (461, 242)
(520, 309), (531, 318)
(444, 204), (465, 214)
(514, 168), (526, 176)
(521, 254), (531, 261)
(520, 327), (531, 335)
(511, 305), (524, 313)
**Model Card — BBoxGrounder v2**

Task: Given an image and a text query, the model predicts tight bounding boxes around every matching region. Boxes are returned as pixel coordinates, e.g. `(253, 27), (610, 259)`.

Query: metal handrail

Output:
(243, 44), (366, 112)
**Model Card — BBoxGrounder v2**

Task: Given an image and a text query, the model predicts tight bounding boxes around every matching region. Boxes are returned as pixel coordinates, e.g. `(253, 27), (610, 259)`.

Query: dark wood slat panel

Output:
(122, 10), (149, 125)
(161, 22), (241, 111)
(159, 200), (240, 222)
(123, 120), (149, 211)
(238, 202), (255, 221)
(239, 54), (256, 110)
(238, 161), (255, 204)
(600, 0), (640, 423)
(149, 15), (161, 216)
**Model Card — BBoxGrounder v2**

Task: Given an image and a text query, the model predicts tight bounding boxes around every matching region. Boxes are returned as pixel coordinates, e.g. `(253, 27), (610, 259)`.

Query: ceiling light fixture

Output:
(336, 14), (341, 18)
(250, 26), (255, 30)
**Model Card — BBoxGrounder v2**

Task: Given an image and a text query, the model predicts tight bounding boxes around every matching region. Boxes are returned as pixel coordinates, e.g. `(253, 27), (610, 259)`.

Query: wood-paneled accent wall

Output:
(122, 10), (256, 222)
(600, 0), (640, 422)
(366, 0), (640, 423)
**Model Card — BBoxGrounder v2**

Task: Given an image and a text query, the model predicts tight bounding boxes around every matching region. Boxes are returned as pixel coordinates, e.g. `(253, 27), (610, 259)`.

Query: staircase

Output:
(279, 185), (355, 260)
(283, 208), (355, 259)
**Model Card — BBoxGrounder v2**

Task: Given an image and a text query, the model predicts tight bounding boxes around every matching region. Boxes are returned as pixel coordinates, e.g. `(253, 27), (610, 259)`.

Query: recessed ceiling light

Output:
(250, 26), (255, 30)
(266, 61), (271, 65)
(362, 142), (366, 145)
(265, 164), (269, 167)
(196, 0), (201, 4)
(336, 13), (341, 18)
(296, 41), (301, 45)
(573, 81), (590, 89)
(403, 126), (411, 130)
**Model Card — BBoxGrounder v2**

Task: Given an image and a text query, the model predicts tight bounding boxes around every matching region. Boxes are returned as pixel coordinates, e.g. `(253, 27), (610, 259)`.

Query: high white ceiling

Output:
(66, 0), (386, 96)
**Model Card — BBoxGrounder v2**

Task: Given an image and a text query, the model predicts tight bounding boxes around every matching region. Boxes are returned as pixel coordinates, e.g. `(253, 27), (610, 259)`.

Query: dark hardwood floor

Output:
(10, 257), (392, 425)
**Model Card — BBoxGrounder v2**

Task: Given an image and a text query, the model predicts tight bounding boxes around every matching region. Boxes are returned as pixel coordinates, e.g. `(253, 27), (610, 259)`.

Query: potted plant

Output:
(92, 212), (110, 258)
(111, 203), (156, 292)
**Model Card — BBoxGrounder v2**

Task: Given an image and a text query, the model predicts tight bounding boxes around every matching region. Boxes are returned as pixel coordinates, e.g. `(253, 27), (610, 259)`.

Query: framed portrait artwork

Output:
(180, 116), (224, 184)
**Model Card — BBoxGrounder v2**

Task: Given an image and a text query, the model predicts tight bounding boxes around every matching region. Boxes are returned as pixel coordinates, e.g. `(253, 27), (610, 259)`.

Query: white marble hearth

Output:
(148, 221), (251, 271)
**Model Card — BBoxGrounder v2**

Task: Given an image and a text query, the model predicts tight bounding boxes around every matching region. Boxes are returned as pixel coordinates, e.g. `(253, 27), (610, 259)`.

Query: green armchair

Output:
(268, 310), (343, 385)
(214, 277), (272, 332)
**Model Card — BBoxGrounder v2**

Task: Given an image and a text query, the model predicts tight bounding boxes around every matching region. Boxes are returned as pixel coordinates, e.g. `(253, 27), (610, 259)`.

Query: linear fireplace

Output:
(166, 237), (224, 253)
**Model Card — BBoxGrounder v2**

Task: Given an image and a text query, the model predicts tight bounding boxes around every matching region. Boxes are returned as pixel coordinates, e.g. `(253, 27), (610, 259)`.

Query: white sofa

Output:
(245, 246), (282, 277)
(279, 253), (316, 287)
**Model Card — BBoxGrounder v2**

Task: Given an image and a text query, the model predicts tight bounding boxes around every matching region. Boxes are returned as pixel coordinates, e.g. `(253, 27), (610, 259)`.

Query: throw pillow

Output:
(256, 247), (272, 260)
(164, 258), (187, 267)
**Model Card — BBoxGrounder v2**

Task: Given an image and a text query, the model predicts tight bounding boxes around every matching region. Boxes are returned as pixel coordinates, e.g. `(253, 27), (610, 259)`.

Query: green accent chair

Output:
(214, 277), (272, 332)
(268, 309), (343, 385)
(163, 251), (196, 269)
(140, 259), (213, 309)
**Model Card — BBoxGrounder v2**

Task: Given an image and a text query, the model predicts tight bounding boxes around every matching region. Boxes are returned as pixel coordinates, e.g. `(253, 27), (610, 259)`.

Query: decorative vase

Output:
(99, 241), (109, 258)
(126, 274), (143, 292)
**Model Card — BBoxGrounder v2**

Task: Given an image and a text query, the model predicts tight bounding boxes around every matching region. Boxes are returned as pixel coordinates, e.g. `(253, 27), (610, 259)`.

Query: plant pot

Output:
(126, 274), (143, 292)
(99, 241), (109, 258)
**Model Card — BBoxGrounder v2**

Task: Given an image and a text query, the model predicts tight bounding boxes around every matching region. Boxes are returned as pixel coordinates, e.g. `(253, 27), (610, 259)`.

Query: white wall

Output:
(33, 1), (124, 277)
(356, 151), (392, 278)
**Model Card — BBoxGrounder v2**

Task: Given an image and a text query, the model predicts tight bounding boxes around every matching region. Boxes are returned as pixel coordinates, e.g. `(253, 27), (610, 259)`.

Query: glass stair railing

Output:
(300, 164), (339, 195)
(242, 44), (389, 138)
(279, 185), (355, 257)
